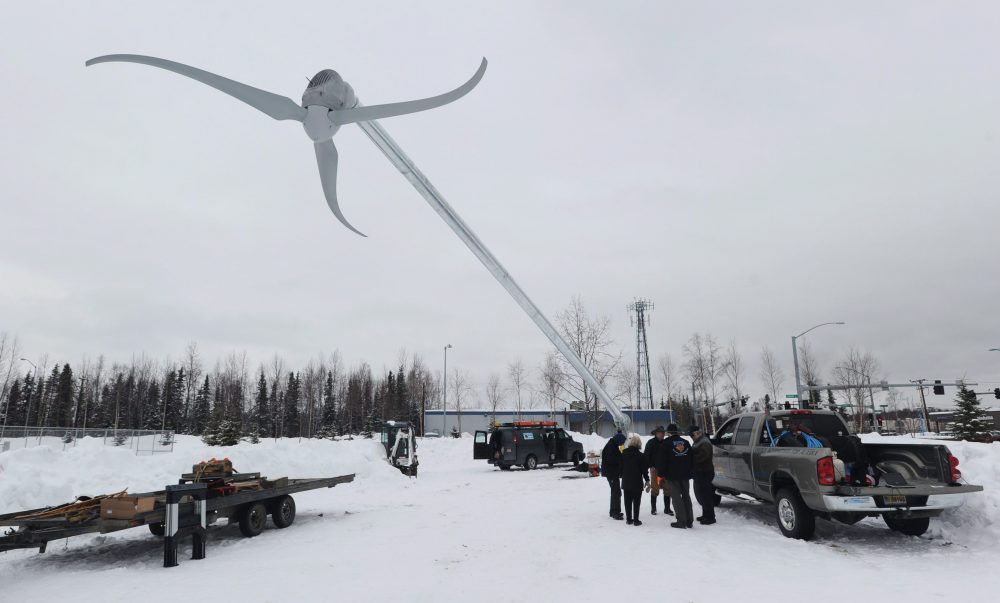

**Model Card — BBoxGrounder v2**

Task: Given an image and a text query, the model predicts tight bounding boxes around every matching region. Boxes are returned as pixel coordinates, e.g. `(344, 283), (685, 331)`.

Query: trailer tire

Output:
(270, 495), (296, 529)
(774, 488), (815, 540)
(239, 502), (268, 537)
(524, 455), (538, 470)
(884, 515), (930, 536)
(148, 522), (165, 537)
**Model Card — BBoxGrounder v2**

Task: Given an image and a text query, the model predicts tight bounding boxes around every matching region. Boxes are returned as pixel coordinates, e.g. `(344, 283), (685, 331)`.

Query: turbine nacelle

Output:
(302, 69), (357, 110)
(86, 54), (487, 238)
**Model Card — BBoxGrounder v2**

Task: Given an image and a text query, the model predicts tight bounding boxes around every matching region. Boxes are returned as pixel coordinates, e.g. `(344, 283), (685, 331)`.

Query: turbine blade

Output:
(314, 140), (367, 237)
(330, 58), (487, 126)
(86, 54), (306, 122)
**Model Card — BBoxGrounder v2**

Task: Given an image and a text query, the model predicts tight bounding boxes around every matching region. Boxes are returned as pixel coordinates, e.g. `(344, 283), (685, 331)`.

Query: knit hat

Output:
(689, 425), (702, 436)
(651, 425), (665, 435)
(666, 423), (679, 434)
(612, 432), (627, 445)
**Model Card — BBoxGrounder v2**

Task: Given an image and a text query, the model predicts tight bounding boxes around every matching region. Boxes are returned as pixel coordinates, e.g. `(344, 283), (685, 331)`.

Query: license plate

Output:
(883, 495), (907, 505)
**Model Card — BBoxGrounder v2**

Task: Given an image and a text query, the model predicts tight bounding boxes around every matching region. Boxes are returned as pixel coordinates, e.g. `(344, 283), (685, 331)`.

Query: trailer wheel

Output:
(148, 522), (165, 537)
(884, 515), (930, 536)
(774, 488), (815, 540)
(524, 455), (538, 470)
(239, 502), (268, 537)
(270, 495), (296, 529)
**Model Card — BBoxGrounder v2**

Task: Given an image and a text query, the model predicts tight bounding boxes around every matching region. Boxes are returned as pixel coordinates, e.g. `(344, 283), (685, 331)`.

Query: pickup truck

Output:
(710, 409), (983, 540)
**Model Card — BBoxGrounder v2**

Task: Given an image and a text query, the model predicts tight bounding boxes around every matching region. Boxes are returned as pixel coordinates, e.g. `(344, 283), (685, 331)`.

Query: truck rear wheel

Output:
(524, 455), (538, 470)
(148, 522), (165, 537)
(498, 464), (511, 470)
(239, 502), (268, 537)
(775, 488), (815, 540)
(884, 515), (930, 536)
(270, 495), (296, 529)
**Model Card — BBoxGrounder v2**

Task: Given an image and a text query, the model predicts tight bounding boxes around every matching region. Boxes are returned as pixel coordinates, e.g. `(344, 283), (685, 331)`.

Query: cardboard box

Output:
(100, 496), (155, 519)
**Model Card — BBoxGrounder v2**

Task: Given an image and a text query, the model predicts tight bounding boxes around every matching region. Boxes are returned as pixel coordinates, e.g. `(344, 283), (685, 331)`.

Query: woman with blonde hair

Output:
(620, 434), (650, 525)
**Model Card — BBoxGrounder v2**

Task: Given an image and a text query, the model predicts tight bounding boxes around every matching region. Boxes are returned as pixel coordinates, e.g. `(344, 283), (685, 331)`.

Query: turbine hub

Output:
(302, 69), (357, 110)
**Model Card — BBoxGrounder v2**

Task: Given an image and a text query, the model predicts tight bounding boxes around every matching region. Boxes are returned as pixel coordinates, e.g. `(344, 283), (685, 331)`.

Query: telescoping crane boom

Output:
(356, 117), (631, 433)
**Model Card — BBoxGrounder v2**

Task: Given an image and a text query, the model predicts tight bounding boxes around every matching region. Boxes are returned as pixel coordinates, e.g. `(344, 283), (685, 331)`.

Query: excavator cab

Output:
(381, 421), (418, 477)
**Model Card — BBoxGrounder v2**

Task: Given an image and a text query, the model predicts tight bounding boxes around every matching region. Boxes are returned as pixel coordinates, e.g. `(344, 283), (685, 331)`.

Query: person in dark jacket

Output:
(689, 425), (716, 525)
(656, 423), (694, 528)
(643, 426), (672, 516)
(620, 435), (650, 525)
(601, 431), (627, 520)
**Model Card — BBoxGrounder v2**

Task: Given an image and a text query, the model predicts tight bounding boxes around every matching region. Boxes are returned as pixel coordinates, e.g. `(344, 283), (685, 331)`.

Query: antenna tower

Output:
(627, 298), (654, 409)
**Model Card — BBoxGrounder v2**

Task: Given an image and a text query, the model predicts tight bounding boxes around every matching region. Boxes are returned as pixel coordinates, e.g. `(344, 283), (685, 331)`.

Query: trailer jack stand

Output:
(163, 483), (208, 568)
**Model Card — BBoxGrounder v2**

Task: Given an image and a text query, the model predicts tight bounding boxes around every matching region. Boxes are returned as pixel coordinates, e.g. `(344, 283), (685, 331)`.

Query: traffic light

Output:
(994, 387), (1000, 400)
(933, 380), (944, 395)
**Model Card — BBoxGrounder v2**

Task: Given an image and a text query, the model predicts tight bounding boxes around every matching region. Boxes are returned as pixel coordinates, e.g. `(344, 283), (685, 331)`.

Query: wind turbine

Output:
(86, 54), (487, 237)
(87, 54), (633, 432)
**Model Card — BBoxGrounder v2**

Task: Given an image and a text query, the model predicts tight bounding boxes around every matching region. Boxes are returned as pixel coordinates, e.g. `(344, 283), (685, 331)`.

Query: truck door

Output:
(473, 431), (491, 460)
(710, 418), (740, 490)
(555, 429), (570, 461)
(729, 416), (757, 492)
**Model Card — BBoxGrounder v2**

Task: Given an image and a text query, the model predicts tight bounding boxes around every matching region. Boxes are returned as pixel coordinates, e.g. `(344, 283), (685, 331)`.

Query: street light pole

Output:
(792, 322), (845, 409)
(442, 344), (452, 437)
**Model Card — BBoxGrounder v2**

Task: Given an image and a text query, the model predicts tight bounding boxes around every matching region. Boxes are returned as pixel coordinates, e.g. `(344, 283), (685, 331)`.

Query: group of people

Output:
(601, 424), (716, 529)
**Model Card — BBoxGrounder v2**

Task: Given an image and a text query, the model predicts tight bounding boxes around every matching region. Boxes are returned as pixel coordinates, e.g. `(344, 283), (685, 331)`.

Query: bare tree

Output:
(507, 357), (527, 418)
(0, 332), (22, 419)
(538, 351), (563, 415)
(614, 361), (637, 408)
(683, 333), (722, 432)
(554, 295), (622, 433)
(183, 342), (203, 429)
(759, 346), (785, 411)
(450, 369), (473, 434)
(485, 373), (504, 427)
(832, 347), (882, 432)
(721, 340), (745, 405)
(797, 341), (823, 407)
(656, 353), (678, 410)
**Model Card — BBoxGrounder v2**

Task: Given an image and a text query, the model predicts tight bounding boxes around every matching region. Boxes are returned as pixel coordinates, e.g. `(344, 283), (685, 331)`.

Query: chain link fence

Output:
(0, 426), (176, 455)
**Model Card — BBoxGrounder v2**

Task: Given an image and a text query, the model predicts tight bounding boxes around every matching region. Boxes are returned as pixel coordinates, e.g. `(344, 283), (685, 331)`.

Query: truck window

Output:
(475, 432), (487, 444)
(733, 417), (756, 446)
(776, 414), (850, 438)
(713, 419), (739, 445)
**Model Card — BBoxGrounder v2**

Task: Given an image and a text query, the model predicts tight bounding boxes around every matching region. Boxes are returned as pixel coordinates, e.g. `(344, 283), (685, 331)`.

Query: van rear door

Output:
(473, 431), (491, 460)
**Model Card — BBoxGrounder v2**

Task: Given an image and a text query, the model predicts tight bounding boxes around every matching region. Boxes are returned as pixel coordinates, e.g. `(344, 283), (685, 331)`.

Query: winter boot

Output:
(650, 494), (658, 515)
(634, 519), (643, 526)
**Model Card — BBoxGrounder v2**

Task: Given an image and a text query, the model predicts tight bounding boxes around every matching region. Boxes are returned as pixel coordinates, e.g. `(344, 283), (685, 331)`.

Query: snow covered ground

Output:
(0, 433), (996, 602)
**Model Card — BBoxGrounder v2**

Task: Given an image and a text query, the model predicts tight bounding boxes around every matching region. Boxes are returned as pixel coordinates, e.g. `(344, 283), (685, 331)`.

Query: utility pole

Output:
(911, 379), (929, 434)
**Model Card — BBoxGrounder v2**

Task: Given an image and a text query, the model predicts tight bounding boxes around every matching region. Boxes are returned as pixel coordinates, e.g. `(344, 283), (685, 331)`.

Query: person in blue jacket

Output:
(657, 424), (694, 529)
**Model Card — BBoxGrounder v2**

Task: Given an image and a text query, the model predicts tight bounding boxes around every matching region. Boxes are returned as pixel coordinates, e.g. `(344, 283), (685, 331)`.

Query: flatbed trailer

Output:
(0, 473), (355, 566)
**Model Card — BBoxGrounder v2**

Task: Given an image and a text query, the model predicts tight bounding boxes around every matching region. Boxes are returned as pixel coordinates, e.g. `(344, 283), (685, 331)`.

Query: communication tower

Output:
(627, 298), (654, 409)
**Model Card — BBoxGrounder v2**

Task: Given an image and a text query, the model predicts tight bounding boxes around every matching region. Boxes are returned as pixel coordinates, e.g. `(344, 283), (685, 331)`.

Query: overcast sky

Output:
(2, 1), (998, 409)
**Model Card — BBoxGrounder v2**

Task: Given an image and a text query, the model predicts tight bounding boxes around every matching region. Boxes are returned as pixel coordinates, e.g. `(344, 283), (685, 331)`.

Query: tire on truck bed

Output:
(883, 514), (930, 537)
(775, 488), (816, 540)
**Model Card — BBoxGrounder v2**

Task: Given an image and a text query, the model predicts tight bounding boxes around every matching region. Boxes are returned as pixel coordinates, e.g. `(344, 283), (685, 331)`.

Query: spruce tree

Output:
(952, 386), (989, 442)
(191, 376), (212, 435)
(284, 372), (301, 437)
(321, 370), (336, 429)
(253, 371), (270, 438)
